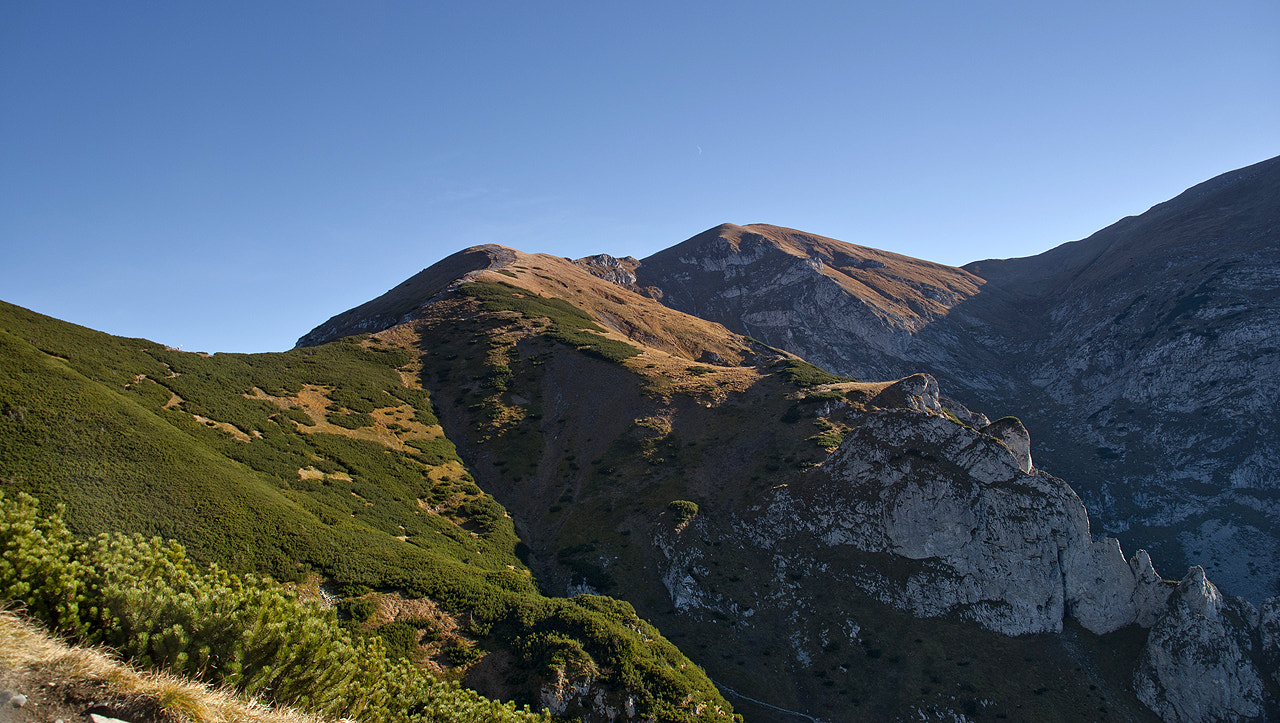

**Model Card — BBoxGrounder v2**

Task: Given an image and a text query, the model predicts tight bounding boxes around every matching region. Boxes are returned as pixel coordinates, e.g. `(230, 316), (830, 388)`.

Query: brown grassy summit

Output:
(300, 243), (767, 369)
(468, 250), (762, 365)
(638, 222), (984, 332)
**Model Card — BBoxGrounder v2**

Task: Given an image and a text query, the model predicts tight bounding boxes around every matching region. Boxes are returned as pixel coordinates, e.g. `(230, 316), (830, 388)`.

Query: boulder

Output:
(979, 416), (1033, 473)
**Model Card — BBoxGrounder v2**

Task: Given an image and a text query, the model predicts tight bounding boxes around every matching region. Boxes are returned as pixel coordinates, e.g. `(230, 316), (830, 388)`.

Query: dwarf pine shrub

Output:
(0, 491), (549, 723)
(668, 500), (699, 525)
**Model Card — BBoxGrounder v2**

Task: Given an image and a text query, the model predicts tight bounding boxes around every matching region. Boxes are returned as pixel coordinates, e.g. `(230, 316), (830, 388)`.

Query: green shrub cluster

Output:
(0, 491), (548, 722)
(460, 282), (641, 362)
(338, 596), (377, 623)
(668, 500), (699, 524)
(801, 389), (848, 403)
(408, 436), (462, 465)
(809, 418), (847, 450)
(776, 358), (852, 387)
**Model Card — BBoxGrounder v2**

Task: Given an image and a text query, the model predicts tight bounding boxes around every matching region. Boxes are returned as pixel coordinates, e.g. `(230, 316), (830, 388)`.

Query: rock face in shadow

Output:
(979, 416), (1032, 473)
(710, 407), (1174, 638)
(639, 369), (1280, 720)
(651, 398), (1278, 720)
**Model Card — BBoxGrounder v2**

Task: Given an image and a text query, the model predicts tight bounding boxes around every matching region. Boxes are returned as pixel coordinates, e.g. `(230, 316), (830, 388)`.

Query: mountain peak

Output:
(632, 223), (984, 380)
(297, 244), (518, 347)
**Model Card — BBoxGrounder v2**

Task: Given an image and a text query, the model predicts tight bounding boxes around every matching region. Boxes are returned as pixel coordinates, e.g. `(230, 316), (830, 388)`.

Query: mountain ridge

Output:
(6, 156), (1280, 722)
(284, 166), (1280, 719)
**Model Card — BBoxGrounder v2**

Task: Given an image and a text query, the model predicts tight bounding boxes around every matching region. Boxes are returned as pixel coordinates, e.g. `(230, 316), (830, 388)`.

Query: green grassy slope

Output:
(0, 300), (734, 722)
(0, 301), (508, 585)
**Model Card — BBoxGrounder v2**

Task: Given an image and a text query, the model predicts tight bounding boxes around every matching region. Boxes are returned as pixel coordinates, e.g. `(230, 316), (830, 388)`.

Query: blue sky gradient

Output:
(3, 2), (1277, 352)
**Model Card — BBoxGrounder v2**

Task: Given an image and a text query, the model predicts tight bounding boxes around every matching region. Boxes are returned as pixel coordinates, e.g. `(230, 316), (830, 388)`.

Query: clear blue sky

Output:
(3, 2), (1277, 353)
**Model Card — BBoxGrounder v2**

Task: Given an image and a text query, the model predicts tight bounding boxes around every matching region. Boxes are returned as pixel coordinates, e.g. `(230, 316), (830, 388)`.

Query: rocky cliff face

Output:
(953, 156), (1280, 605)
(627, 157), (1280, 604)
(654, 375), (1177, 641)
(651, 376), (1277, 721)
(1135, 567), (1275, 723)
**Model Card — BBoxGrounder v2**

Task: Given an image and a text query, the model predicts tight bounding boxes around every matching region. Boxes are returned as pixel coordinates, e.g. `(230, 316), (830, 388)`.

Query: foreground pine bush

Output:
(0, 491), (548, 723)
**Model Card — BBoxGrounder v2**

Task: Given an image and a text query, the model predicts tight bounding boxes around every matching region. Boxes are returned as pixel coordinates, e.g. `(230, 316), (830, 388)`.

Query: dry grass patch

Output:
(624, 352), (760, 404)
(468, 254), (757, 365)
(297, 466), (353, 482)
(0, 609), (323, 723)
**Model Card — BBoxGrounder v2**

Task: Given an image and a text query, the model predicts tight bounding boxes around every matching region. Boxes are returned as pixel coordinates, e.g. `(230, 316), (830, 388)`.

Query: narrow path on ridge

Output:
(708, 677), (826, 723)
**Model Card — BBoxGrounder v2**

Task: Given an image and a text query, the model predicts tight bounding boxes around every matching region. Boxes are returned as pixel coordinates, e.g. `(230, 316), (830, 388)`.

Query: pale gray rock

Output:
(1258, 598), (1280, 686)
(648, 404), (1275, 720)
(573, 254), (641, 286)
(740, 410), (1094, 635)
(1134, 567), (1265, 723)
(875, 373), (943, 415)
(653, 519), (713, 614)
(1063, 538), (1173, 634)
(1065, 537), (1141, 634)
(540, 669), (651, 721)
(940, 395), (990, 428)
(1130, 549), (1175, 627)
(664, 408), (1182, 639)
(979, 416), (1032, 473)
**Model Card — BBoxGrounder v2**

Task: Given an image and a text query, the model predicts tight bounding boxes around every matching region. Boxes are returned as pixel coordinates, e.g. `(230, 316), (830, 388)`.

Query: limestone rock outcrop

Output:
(681, 407), (1174, 638)
(574, 254), (641, 286)
(872, 373), (943, 415)
(1134, 567), (1269, 723)
(540, 669), (646, 722)
(651, 397), (1278, 721)
(1063, 537), (1172, 634)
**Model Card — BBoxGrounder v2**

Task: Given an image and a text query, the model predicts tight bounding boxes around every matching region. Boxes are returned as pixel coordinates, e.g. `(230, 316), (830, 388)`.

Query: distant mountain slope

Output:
(630, 223), (984, 381)
(953, 155), (1280, 602)
(626, 156), (1280, 602)
(301, 246), (763, 366)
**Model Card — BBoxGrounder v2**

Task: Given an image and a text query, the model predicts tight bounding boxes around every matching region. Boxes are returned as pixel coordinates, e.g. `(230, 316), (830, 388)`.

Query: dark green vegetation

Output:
(1, 491), (547, 722)
(460, 281), (642, 362)
(776, 358), (853, 387)
(0, 300), (733, 722)
(0, 300), (508, 585)
(667, 500), (699, 525)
